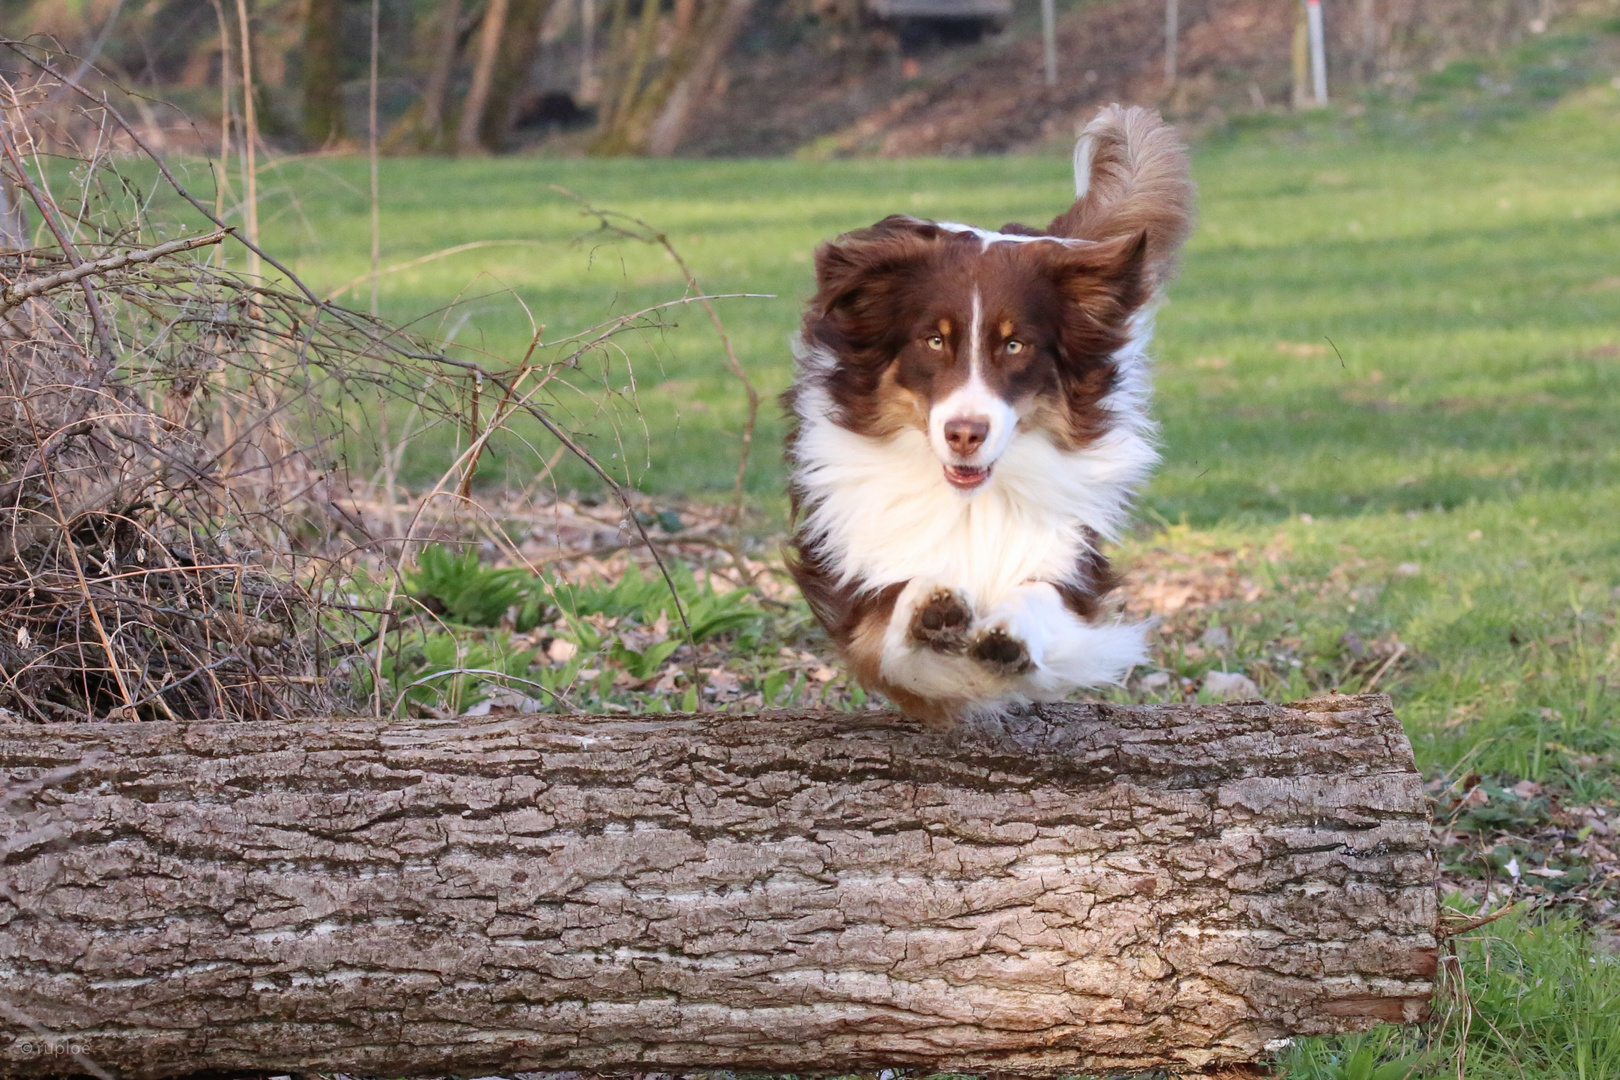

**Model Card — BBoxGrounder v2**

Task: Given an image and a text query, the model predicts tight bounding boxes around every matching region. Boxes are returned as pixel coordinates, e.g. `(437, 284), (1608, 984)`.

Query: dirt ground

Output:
(679, 0), (1302, 156)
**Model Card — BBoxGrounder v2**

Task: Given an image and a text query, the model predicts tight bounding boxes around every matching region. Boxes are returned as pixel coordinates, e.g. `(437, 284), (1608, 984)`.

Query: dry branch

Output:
(0, 694), (1437, 1077)
(0, 230), (227, 315)
(555, 189), (765, 527)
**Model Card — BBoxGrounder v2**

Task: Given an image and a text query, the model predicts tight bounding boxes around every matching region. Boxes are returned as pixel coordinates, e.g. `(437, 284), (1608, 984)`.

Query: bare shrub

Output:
(0, 69), (417, 720)
(0, 44), (753, 722)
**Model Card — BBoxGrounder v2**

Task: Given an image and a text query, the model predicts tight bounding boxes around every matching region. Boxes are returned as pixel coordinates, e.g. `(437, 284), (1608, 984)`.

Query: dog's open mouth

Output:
(943, 464), (992, 491)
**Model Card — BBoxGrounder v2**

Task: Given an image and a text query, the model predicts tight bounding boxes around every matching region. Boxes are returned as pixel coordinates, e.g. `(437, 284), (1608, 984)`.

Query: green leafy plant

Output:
(556, 561), (762, 643)
(1336, 1042), (1426, 1080)
(1282, 1031), (1428, 1080)
(406, 544), (550, 630)
(355, 629), (538, 715)
(610, 637), (684, 681)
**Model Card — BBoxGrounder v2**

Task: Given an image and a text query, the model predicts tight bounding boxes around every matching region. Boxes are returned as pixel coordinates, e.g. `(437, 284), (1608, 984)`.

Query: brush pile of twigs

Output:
(0, 57), (462, 722)
(0, 262), (339, 721)
(0, 43), (763, 722)
(0, 76), (425, 721)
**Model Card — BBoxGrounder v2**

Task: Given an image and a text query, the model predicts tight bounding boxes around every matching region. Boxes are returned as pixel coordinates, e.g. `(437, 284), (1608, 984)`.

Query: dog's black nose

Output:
(944, 417), (989, 456)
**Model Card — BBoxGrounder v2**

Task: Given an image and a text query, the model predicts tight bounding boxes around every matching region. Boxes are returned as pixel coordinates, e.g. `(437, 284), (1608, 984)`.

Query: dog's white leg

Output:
(976, 582), (1148, 697)
(878, 579), (1004, 702)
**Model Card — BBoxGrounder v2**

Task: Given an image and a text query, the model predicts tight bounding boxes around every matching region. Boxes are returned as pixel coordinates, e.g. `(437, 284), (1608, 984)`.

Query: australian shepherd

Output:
(784, 106), (1196, 727)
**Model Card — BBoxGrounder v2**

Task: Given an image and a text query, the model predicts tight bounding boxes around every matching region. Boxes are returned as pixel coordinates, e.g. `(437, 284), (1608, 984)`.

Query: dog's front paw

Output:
(969, 626), (1032, 676)
(909, 588), (973, 653)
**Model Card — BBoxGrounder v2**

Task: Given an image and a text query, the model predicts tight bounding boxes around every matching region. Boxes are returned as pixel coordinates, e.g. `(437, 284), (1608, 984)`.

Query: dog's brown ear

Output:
(808, 217), (941, 364)
(1037, 231), (1151, 366)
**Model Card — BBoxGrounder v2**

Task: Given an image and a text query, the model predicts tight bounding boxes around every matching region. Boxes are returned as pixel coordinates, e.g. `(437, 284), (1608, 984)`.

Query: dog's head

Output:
(803, 215), (1150, 493)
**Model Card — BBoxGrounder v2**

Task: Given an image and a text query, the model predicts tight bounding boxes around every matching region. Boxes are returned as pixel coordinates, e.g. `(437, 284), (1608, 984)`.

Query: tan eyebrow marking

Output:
(938, 319), (952, 336)
(999, 319), (1014, 338)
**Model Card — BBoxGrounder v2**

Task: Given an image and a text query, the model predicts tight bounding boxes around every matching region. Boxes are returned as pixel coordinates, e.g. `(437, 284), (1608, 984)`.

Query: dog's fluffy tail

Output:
(1048, 105), (1195, 290)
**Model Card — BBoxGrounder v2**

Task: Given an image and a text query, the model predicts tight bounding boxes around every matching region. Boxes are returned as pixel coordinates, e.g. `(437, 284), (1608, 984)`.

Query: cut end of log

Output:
(0, 695), (1437, 1077)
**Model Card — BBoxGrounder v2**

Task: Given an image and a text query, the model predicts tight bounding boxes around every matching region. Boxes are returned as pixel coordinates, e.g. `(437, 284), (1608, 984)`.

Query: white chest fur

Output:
(791, 382), (1157, 608)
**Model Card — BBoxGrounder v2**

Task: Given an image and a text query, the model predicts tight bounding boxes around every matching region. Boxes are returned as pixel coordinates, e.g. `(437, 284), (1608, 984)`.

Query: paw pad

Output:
(970, 627), (1031, 675)
(909, 589), (972, 653)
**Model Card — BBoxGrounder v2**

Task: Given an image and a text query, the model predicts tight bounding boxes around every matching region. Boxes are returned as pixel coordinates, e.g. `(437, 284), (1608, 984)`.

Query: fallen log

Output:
(0, 694), (1436, 1078)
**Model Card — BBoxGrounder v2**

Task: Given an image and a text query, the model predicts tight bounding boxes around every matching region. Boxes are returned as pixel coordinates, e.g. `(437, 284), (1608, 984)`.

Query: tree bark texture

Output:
(0, 694), (1436, 1078)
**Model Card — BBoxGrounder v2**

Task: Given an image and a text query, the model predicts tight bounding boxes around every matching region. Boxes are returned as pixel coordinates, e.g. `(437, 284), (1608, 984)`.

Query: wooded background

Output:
(0, 0), (1595, 156)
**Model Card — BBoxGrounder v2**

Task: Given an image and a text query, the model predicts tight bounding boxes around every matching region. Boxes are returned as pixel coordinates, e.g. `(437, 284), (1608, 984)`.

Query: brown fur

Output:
(799, 223), (1151, 448)
(783, 536), (957, 723)
(1055, 528), (1120, 622)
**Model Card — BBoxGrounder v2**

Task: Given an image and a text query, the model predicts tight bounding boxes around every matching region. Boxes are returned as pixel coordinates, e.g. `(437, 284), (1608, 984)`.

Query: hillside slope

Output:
(678, 0), (1618, 156)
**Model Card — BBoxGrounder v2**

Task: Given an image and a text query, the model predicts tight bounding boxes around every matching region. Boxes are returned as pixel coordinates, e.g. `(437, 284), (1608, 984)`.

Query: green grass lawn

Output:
(235, 88), (1620, 523)
(168, 75), (1620, 1078)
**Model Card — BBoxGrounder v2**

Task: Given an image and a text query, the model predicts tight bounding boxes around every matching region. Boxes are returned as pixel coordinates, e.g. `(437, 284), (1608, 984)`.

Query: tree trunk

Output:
(1358, 0), (1378, 81)
(595, 0), (632, 108)
(673, 0), (696, 35)
(593, 0), (662, 150)
(0, 695), (1436, 1078)
(1292, 0), (1311, 110)
(479, 0), (555, 150)
(301, 0), (344, 145)
(419, 0), (466, 150)
(0, 175), (26, 250)
(456, 0), (512, 153)
(578, 0), (599, 101)
(644, 0), (755, 156)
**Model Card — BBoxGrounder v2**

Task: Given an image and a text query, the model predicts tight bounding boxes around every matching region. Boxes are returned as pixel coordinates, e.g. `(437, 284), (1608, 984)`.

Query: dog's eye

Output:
(926, 335), (944, 351)
(1005, 340), (1025, 355)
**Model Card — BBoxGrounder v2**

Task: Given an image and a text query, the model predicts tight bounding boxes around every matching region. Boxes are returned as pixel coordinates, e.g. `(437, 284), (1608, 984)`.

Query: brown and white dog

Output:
(784, 106), (1196, 726)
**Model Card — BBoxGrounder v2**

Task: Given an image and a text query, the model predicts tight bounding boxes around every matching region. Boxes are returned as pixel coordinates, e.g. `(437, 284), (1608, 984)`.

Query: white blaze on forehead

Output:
(970, 288), (983, 369)
(936, 221), (1097, 251)
(927, 287), (1017, 472)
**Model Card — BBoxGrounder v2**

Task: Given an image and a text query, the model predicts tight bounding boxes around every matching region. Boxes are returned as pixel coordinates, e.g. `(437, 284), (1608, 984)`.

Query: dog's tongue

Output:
(944, 464), (991, 491)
